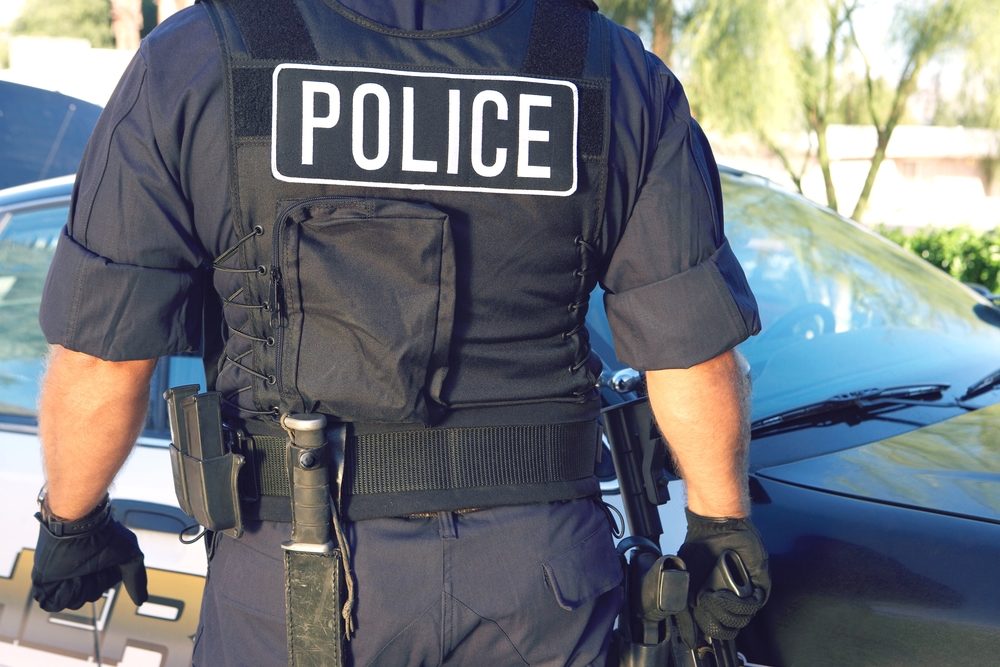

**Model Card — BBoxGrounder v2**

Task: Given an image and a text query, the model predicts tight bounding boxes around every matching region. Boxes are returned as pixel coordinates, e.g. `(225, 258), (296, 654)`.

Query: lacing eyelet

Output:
(574, 235), (583, 245)
(270, 407), (280, 417)
(574, 269), (584, 278)
(257, 265), (267, 275)
(253, 225), (264, 235)
(265, 336), (276, 347)
(567, 303), (579, 313)
(267, 375), (277, 385)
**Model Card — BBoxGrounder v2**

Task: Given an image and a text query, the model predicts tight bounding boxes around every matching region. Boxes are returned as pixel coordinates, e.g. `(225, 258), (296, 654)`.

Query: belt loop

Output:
(438, 512), (458, 540)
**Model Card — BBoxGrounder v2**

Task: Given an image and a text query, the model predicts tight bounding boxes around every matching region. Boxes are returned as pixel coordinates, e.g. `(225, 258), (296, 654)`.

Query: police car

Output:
(2, 168), (999, 666)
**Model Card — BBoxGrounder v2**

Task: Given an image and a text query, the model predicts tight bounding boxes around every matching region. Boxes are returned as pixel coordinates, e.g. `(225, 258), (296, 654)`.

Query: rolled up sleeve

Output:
(605, 239), (756, 369)
(38, 9), (224, 361)
(40, 231), (204, 360)
(602, 61), (759, 370)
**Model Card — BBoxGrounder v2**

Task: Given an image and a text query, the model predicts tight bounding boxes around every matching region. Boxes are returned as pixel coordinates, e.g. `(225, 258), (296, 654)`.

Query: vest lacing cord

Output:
(214, 225), (263, 268)
(567, 236), (596, 394)
(217, 351), (279, 417)
(221, 386), (280, 417)
(219, 349), (275, 385)
(212, 226), (281, 417)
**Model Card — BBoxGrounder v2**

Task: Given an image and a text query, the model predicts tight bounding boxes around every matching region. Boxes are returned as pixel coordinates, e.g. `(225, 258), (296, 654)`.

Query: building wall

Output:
(2, 36), (133, 106)
(0, 1), (196, 107)
(715, 126), (1000, 231)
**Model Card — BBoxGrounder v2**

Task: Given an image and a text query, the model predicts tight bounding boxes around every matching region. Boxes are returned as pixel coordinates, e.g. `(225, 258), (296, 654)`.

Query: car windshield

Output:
(590, 172), (1000, 420)
(724, 176), (1000, 418)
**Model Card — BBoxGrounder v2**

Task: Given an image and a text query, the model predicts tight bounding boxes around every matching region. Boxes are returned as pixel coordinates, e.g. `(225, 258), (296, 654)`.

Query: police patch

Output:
(272, 65), (578, 196)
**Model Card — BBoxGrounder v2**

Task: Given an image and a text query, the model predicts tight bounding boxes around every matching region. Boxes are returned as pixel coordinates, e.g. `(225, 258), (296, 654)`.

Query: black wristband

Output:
(684, 508), (752, 535)
(38, 493), (111, 537)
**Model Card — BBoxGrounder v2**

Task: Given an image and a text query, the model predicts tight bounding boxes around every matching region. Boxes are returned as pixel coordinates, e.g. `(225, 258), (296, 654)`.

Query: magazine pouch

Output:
(165, 385), (245, 538)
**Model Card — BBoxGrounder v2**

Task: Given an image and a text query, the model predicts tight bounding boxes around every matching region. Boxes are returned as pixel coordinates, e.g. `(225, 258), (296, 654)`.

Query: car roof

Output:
(0, 174), (75, 209)
(0, 81), (102, 191)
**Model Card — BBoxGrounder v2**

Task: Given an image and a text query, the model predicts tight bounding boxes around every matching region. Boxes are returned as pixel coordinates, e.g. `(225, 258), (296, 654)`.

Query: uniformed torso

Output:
(206, 0), (610, 430)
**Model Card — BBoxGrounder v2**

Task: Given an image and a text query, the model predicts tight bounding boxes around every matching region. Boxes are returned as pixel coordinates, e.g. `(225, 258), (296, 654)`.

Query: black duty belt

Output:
(232, 420), (601, 521)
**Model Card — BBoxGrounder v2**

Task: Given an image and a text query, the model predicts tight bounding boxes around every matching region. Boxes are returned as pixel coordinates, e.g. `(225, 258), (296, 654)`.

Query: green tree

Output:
(602, 0), (805, 172)
(673, 0), (982, 222)
(801, 1), (858, 212)
(950, 2), (1000, 193)
(601, 0), (676, 65)
(13, 0), (113, 48)
(846, 0), (974, 220)
(677, 0), (813, 191)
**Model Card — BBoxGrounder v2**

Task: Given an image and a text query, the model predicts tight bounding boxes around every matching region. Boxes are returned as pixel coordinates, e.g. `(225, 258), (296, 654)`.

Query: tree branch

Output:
(760, 131), (809, 194)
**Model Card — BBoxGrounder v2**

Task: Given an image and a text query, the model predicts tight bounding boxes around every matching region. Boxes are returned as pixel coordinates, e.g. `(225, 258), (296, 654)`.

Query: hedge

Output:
(877, 225), (1000, 294)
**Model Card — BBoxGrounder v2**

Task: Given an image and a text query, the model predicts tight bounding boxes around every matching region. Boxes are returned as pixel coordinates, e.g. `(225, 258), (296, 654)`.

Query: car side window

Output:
(168, 355), (207, 390)
(0, 202), (66, 418)
(0, 198), (208, 437)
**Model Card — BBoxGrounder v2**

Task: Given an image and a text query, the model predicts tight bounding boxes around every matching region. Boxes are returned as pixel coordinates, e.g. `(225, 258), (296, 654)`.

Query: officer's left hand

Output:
(31, 498), (148, 612)
(676, 508), (770, 645)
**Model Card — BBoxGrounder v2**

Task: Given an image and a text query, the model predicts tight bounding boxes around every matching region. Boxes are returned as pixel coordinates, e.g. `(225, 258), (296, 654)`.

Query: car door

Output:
(0, 185), (206, 667)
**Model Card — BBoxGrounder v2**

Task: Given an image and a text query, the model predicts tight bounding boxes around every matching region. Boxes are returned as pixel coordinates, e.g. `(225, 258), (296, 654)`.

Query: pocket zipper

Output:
(270, 196), (369, 396)
(270, 204), (294, 398)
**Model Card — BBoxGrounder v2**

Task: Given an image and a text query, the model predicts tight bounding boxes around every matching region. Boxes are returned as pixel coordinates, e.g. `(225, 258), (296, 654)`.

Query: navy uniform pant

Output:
(193, 498), (624, 666)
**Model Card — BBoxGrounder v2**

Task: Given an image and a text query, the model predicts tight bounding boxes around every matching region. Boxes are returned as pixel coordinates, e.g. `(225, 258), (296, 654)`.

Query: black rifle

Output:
(604, 395), (695, 666)
(604, 395), (746, 667)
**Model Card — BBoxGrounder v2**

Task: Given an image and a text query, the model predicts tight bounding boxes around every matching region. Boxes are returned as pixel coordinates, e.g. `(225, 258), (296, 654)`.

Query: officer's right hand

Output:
(31, 499), (148, 612)
(676, 509), (770, 645)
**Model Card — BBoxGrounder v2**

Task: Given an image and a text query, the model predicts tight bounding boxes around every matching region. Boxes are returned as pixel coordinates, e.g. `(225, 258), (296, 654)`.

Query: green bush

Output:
(878, 225), (1000, 293)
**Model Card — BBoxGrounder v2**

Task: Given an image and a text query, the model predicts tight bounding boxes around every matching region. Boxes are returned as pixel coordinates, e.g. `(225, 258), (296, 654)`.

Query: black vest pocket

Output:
(276, 197), (455, 424)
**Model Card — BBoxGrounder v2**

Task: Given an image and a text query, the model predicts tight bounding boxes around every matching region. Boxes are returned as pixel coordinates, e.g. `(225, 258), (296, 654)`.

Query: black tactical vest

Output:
(206, 0), (611, 432)
(204, 0), (611, 495)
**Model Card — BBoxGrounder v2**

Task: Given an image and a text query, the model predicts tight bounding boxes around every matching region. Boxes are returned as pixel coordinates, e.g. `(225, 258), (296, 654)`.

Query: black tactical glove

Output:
(31, 495), (148, 612)
(676, 508), (770, 645)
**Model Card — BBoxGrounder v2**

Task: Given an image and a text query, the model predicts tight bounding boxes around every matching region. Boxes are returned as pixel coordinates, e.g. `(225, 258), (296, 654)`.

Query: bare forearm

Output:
(646, 350), (751, 518)
(38, 345), (157, 520)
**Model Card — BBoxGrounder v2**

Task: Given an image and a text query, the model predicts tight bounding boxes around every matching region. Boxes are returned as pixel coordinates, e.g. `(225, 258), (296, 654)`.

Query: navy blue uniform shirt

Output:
(39, 0), (759, 371)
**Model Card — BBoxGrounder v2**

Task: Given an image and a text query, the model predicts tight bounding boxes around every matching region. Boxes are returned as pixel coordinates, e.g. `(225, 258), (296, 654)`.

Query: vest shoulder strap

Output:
(204, 0), (597, 80)
(523, 0), (595, 79)
(204, 0), (318, 61)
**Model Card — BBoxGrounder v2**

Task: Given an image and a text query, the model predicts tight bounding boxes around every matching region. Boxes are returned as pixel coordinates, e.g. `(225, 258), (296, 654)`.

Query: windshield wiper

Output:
(751, 384), (953, 437)
(960, 368), (1000, 401)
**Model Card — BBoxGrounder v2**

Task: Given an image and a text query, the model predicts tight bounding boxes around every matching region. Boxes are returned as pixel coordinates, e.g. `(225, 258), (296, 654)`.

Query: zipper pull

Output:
(269, 267), (283, 328)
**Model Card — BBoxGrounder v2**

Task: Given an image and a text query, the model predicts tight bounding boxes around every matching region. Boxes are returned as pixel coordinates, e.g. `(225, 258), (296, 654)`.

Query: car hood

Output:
(755, 402), (1000, 524)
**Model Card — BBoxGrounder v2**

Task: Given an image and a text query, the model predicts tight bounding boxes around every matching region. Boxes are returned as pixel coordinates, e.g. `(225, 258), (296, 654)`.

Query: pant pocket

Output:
(542, 524), (624, 611)
(195, 532), (287, 666)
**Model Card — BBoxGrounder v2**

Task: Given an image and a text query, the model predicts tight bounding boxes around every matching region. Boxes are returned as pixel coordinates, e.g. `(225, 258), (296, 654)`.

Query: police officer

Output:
(31, 1), (769, 665)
